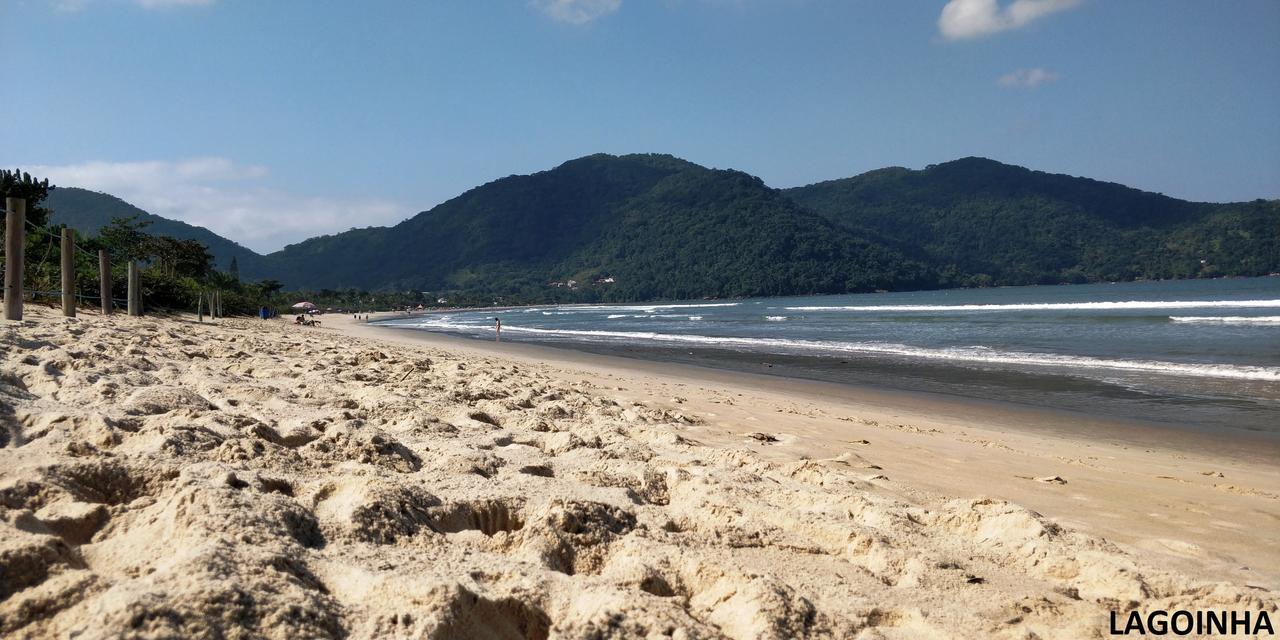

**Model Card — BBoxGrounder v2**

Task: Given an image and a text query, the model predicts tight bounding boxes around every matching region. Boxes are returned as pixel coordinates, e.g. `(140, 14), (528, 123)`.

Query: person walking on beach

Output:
(494, 317), (502, 342)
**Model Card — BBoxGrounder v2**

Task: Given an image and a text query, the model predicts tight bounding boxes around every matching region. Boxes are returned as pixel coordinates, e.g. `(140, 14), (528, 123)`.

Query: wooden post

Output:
(99, 249), (112, 315)
(3, 198), (24, 321)
(61, 228), (76, 317)
(197, 290), (204, 322)
(127, 260), (140, 316)
(134, 261), (143, 316)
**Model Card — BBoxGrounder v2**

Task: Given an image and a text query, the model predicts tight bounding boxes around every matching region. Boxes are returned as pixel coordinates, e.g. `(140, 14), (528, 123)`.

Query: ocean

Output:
(379, 277), (1280, 437)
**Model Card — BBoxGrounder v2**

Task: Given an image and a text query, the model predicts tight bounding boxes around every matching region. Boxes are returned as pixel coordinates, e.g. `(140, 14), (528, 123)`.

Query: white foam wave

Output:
(688, 316), (703, 321)
(785, 299), (1280, 312)
(765, 316), (788, 321)
(1169, 316), (1280, 325)
(534, 302), (740, 314)
(606, 314), (626, 319)
(395, 319), (1280, 382)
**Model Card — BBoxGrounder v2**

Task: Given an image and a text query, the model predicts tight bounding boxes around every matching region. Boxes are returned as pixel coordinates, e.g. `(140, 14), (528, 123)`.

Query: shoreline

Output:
(362, 315), (1280, 461)
(334, 312), (1280, 589)
(374, 281), (1280, 440)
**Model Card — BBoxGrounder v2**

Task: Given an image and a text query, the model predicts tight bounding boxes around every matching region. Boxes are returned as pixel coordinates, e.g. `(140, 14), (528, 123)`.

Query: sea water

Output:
(381, 277), (1280, 436)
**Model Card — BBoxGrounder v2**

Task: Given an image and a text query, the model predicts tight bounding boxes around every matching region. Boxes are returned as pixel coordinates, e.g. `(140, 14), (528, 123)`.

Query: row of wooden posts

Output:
(3, 197), (142, 321)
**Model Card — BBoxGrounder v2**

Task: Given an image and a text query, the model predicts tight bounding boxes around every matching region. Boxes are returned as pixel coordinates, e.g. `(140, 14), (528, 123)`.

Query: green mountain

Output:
(783, 157), (1279, 286)
(44, 187), (265, 274)
(38, 155), (1279, 300)
(255, 154), (934, 299)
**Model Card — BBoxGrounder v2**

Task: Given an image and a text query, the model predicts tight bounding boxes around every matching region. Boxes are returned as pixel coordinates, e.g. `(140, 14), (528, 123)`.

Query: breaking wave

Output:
(1169, 316), (1280, 326)
(785, 300), (1280, 312)
(394, 319), (1280, 382)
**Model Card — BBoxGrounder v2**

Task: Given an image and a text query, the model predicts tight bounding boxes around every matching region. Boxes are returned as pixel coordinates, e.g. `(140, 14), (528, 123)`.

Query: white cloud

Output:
(532, 0), (622, 25)
(997, 67), (1060, 88)
(938, 0), (1080, 40)
(29, 158), (408, 254)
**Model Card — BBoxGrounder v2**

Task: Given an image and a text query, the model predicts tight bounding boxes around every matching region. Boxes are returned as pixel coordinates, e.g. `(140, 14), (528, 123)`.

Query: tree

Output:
(2, 170), (59, 296)
(258, 279), (283, 301)
(98, 216), (155, 262)
(0, 169), (54, 231)
(205, 270), (239, 317)
(259, 279), (283, 295)
(148, 236), (213, 279)
(228, 256), (240, 281)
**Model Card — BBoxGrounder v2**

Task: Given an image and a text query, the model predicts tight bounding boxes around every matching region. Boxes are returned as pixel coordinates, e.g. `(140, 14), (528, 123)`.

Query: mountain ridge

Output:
(39, 154), (1279, 297)
(250, 153), (935, 299)
(45, 187), (265, 275)
(784, 156), (1277, 286)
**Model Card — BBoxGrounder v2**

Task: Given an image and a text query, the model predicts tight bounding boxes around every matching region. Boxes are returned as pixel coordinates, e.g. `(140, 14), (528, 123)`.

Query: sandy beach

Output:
(2, 307), (1277, 639)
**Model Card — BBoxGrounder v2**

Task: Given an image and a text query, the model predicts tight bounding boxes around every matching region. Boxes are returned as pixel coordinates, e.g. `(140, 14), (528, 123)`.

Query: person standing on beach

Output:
(495, 317), (502, 342)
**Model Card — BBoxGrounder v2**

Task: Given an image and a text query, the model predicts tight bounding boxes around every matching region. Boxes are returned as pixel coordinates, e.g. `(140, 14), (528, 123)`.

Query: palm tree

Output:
(204, 270), (238, 318)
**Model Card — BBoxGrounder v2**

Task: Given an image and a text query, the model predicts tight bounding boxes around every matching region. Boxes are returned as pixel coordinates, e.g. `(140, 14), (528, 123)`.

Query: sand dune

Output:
(1, 308), (1275, 639)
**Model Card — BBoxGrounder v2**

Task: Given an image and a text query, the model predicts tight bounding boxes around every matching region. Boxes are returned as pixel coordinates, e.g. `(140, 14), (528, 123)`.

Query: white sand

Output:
(1, 308), (1276, 639)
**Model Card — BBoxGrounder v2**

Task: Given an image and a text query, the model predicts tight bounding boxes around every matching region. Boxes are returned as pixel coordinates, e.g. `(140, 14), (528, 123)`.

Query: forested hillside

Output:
(258, 154), (933, 300)
(34, 155), (1278, 302)
(784, 157), (1279, 287)
(45, 187), (265, 274)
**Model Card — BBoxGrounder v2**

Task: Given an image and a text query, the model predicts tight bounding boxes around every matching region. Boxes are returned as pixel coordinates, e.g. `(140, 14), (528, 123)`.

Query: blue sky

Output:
(2, 0), (1278, 253)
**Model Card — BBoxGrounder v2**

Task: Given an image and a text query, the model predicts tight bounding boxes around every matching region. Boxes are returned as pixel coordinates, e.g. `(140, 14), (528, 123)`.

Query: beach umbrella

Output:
(291, 301), (318, 310)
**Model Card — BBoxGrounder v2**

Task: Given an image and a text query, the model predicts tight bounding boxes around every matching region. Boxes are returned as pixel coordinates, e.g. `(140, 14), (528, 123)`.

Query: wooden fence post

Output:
(127, 260), (140, 316)
(99, 249), (112, 315)
(61, 228), (76, 317)
(3, 198), (24, 321)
